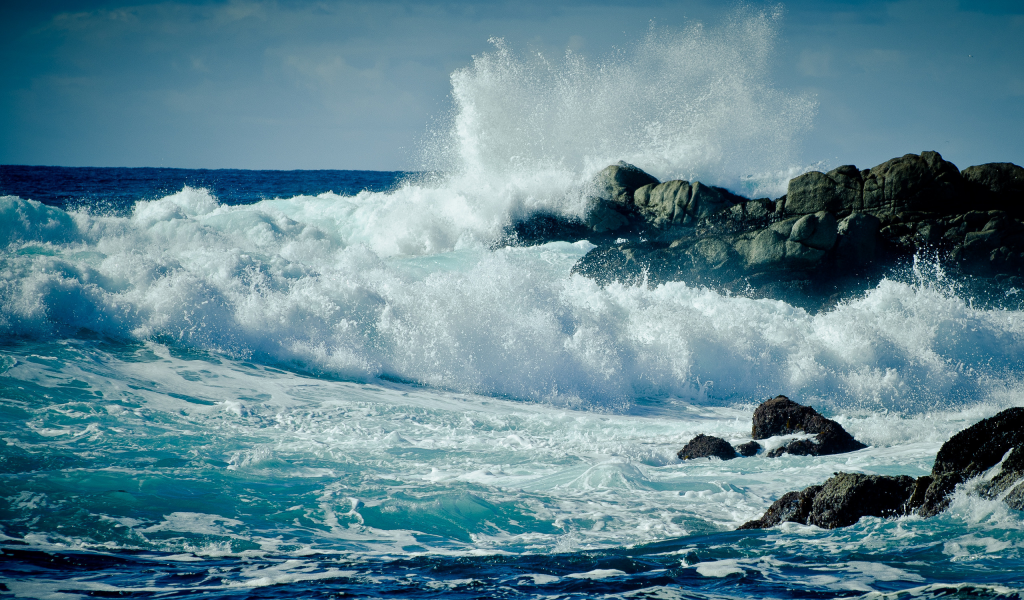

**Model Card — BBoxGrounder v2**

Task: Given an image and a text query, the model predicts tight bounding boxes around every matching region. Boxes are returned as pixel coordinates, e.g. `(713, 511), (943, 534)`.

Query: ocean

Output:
(3, 15), (1024, 599)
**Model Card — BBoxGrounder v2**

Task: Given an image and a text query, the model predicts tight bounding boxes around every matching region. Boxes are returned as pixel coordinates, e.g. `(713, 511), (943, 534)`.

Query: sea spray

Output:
(423, 6), (816, 216)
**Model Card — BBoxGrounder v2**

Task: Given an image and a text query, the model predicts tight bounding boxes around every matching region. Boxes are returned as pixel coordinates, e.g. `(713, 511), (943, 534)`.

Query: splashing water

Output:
(409, 7), (817, 243)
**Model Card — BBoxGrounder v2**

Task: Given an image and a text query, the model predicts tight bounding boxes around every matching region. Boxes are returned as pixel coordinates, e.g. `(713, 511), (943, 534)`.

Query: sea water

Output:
(2, 9), (1023, 599)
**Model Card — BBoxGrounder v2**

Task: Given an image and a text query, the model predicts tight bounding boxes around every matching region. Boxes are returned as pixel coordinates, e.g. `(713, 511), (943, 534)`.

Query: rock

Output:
(584, 162), (659, 233)
(735, 441), (761, 457)
(634, 180), (692, 228)
(961, 162), (1024, 215)
(785, 165), (863, 216)
(591, 161), (660, 206)
(739, 473), (917, 530)
(737, 485), (820, 530)
(585, 202), (632, 233)
(977, 445), (1024, 499)
(677, 434), (738, 461)
(862, 151), (963, 214)
(790, 211), (838, 250)
(1006, 480), (1024, 511)
(752, 395), (866, 457)
(917, 407), (1024, 517)
(499, 213), (593, 247)
(808, 473), (916, 529)
(634, 179), (744, 228)
(930, 407), (1024, 480)
(741, 407), (1024, 532)
(737, 212), (837, 270)
(834, 212), (881, 268)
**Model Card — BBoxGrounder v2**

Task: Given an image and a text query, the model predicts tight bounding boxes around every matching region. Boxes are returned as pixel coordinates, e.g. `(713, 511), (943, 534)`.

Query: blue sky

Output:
(2, 0), (1022, 172)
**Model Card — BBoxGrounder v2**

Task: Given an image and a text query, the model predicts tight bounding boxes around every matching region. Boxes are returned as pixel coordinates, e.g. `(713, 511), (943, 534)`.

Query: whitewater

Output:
(2, 9), (1024, 599)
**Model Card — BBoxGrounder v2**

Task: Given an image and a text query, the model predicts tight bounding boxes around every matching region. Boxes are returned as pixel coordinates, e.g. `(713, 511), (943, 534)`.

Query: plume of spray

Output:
(419, 5), (817, 229)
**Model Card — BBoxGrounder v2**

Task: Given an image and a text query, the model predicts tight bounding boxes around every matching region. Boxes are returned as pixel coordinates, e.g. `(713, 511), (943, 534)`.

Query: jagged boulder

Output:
(584, 162), (659, 232)
(918, 407), (1024, 516)
(809, 473), (916, 528)
(785, 165), (864, 216)
(751, 395), (866, 457)
(862, 151), (964, 214)
(740, 407), (1024, 531)
(634, 180), (744, 228)
(962, 163), (1024, 216)
(678, 434), (738, 461)
(739, 473), (916, 530)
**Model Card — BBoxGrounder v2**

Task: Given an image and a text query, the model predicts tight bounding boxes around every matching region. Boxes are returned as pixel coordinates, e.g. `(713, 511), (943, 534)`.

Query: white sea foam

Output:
(3, 189), (1024, 413)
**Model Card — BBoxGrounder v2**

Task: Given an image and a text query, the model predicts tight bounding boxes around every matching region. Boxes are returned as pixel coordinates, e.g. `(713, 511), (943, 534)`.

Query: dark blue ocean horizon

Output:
(0, 165), (411, 214)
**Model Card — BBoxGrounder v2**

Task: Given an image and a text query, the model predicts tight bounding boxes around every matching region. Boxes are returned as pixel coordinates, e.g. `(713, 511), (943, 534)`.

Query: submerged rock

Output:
(735, 441), (761, 457)
(751, 395), (866, 457)
(678, 434), (738, 461)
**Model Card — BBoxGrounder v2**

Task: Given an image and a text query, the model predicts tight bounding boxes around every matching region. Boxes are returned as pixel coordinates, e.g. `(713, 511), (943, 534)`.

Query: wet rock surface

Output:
(917, 407), (1024, 516)
(677, 434), (738, 461)
(739, 474), (916, 530)
(739, 407), (1024, 530)
(501, 151), (1024, 311)
(751, 395), (866, 457)
(735, 441), (761, 457)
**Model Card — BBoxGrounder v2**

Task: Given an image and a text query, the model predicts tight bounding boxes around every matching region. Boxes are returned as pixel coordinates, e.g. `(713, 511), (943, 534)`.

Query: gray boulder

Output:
(591, 161), (660, 205)
(585, 162), (659, 232)
(862, 151), (963, 214)
(785, 165), (864, 216)
(737, 211), (838, 270)
(634, 179), (744, 228)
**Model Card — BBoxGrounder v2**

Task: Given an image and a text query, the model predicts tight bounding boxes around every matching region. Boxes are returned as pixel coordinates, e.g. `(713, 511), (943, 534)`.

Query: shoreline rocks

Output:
(752, 395), (867, 457)
(739, 406), (1024, 530)
(501, 152), (1024, 311)
(678, 397), (863, 463)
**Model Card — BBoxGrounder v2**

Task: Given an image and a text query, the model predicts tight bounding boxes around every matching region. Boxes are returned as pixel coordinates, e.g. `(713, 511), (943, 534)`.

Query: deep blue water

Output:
(0, 165), (409, 214)
(2, 166), (1024, 599)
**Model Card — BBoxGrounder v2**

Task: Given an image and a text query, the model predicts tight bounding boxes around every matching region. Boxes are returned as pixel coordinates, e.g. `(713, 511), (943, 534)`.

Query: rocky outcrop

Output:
(783, 151), (964, 217)
(751, 396), (866, 457)
(505, 151), (1024, 311)
(739, 473), (916, 530)
(634, 180), (745, 228)
(740, 407), (1024, 530)
(677, 434), (738, 461)
(917, 407), (1024, 516)
(584, 162), (660, 232)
